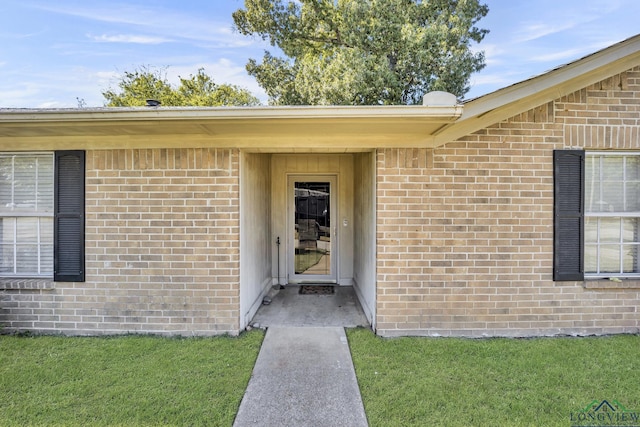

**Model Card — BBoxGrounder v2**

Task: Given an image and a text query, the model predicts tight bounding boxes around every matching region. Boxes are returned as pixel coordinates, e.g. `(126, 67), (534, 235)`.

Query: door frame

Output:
(287, 174), (338, 284)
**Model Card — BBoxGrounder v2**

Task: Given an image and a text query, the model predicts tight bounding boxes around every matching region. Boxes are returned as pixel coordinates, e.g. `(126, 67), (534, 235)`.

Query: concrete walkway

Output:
(233, 326), (368, 427)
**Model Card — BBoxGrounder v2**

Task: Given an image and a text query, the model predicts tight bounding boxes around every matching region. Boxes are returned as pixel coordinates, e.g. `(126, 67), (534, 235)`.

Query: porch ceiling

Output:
(0, 105), (462, 152)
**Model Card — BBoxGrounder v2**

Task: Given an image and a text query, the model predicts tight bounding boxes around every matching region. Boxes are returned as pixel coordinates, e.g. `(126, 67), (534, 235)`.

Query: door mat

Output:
(299, 285), (335, 295)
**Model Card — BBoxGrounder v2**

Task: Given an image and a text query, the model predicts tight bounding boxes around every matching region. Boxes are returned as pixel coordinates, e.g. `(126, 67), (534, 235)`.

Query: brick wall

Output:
(1, 148), (240, 335)
(376, 67), (640, 337)
(2, 68), (640, 338)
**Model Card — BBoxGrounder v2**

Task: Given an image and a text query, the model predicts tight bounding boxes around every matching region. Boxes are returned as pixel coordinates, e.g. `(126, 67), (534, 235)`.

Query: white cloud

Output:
(28, 1), (260, 49)
(529, 40), (615, 64)
(0, 82), (43, 108)
(37, 100), (69, 108)
(0, 28), (48, 39)
(94, 70), (120, 82)
(529, 47), (590, 64)
(505, 1), (612, 44)
(513, 21), (581, 43)
(89, 34), (172, 44)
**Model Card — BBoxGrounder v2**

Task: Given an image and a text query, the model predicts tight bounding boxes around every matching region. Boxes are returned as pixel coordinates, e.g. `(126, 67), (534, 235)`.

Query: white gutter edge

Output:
(0, 105), (463, 123)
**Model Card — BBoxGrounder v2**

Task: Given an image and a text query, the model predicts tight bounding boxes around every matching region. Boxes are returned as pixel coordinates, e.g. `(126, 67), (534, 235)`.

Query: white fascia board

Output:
(0, 105), (463, 124)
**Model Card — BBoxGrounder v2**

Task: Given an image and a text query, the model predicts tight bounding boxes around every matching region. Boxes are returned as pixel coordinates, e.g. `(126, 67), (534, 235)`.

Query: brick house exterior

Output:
(1, 35), (640, 337)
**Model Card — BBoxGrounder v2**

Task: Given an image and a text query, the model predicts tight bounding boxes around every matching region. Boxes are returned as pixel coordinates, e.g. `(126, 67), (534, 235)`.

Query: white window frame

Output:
(0, 152), (54, 278)
(585, 151), (640, 278)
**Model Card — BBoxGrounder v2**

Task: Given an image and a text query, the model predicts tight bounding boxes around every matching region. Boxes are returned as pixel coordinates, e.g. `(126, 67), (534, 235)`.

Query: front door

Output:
(288, 175), (337, 283)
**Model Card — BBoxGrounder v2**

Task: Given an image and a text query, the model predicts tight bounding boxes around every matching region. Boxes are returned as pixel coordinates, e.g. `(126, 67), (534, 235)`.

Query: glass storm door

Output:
(288, 176), (337, 283)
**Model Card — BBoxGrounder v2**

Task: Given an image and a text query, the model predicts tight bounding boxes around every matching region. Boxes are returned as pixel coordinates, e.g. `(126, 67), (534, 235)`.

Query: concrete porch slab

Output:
(250, 285), (369, 328)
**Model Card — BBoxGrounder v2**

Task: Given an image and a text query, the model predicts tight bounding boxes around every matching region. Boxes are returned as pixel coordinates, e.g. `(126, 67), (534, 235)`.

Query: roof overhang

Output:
(3, 34), (639, 152)
(0, 105), (463, 152)
(432, 34), (640, 146)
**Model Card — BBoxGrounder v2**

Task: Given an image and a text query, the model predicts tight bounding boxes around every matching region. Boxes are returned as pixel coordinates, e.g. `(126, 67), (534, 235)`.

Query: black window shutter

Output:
(54, 151), (85, 282)
(553, 150), (584, 281)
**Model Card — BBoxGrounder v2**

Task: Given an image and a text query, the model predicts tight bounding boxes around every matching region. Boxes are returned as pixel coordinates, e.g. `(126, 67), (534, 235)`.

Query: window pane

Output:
(585, 217), (598, 244)
(625, 156), (640, 181)
(0, 244), (14, 274)
(585, 180), (602, 212)
(583, 216), (640, 275)
(40, 217), (53, 242)
(622, 218), (639, 242)
(599, 218), (621, 243)
(600, 182), (624, 212)
(599, 245), (621, 273)
(0, 157), (13, 209)
(585, 154), (640, 277)
(625, 182), (640, 211)
(584, 245), (598, 273)
(585, 155), (600, 178)
(602, 157), (623, 181)
(0, 217), (15, 244)
(17, 218), (38, 243)
(0, 154), (54, 214)
(622, 244), (639, 273)
(37, 157), (54, 212)
(0, 217), (15, 274)
(40, 218), (53, 275)
(40, 244), (53, 275)
(16, 244), (38, 274)
(0, 154), (54, 277)
(13, 157), (37, 209)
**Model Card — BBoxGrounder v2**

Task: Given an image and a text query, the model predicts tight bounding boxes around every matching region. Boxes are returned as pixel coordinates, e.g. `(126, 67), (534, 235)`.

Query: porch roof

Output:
(0, 104), (462, 152)
(2, 33), (639, 151)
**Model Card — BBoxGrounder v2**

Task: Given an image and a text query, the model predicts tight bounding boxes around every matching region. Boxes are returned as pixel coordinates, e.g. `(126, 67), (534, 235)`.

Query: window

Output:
(585, 153), (640, 277)
(0, 153), (54, 277)
(0, 151), (85, 282)
(554, 150), (640, 281)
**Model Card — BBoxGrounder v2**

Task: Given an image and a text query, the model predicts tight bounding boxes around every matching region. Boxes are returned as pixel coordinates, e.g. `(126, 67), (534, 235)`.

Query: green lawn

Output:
(2, 329), (639, 427)
(0, 331), (264, 427)
(347, 329), (640, 427)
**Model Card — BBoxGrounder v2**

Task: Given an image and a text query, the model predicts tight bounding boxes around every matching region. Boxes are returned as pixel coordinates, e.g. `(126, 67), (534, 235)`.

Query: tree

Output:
(233, 0), (488, 105)
(102, 67), (261, 107)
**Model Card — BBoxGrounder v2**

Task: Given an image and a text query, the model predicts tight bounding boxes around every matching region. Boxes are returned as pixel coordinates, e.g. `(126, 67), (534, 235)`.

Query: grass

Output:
(3, 328), (639, 426)
(294, 249), (325, 273)
(347, 328), (640, 427)
(0, 330), (264, 427)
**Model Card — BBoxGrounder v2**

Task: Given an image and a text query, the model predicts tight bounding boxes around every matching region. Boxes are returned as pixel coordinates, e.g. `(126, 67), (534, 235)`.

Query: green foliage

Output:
(102, 67), (261, 107)
(0, 331), (264, 426)
(347, 329), (640, 426)
(233, 0), (488, 105)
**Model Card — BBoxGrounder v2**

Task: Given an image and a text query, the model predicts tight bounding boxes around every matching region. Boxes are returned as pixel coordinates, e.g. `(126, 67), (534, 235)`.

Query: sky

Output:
(0, 0), (639, 108)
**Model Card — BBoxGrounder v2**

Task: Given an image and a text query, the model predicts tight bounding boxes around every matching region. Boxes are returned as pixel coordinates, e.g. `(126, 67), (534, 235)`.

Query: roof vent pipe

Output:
(422, 91), (457, 106)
